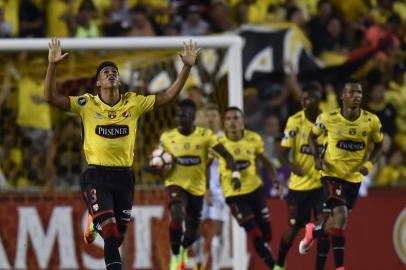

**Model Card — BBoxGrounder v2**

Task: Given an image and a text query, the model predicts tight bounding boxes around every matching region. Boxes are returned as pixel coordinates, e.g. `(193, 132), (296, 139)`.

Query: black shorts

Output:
(321, 176), (361, 211)
(81, 165), (134, 224)
(225, 187), (270, 226)
(166, 185), (203, 222)
(285, 188), (324, 228)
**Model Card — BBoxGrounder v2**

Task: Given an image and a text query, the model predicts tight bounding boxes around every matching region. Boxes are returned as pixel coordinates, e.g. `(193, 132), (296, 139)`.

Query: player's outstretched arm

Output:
(359, 141), (383, 176)
(212, 143), (241, 190)
(257, 153), (284, 198)
(309, 131), (324, 170)
(44, 38), (70, 111)
(154, 40), (201, 108)
(279, 146), (304, 177)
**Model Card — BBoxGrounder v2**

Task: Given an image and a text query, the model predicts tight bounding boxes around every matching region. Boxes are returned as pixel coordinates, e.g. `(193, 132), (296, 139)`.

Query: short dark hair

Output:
(303, 81), (322, 95)
(95, 61), (118, 79)
(224, 106), (244, 116)
(178, 98), (197, 110)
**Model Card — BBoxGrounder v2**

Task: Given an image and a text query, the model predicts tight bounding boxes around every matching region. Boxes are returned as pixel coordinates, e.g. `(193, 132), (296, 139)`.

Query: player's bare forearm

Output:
(279, 147), (303, 176)
(309, 131), (321, 157)
(258, 153), (279, 182)
(154, 65), (192, 108)
(212, 144), (237, 171)
(44, 63), (70, 111)
(369, 142), (383, 164)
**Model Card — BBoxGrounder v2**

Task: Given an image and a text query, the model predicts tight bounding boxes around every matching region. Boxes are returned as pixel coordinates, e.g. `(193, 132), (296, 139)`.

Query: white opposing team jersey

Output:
(209, 157), (225, 203)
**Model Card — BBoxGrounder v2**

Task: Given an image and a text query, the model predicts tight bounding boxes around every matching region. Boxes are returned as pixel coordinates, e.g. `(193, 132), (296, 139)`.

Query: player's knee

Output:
(332, 206), (348, 228)
(170, 203), (185, 225)
(97, 214), (119, 240)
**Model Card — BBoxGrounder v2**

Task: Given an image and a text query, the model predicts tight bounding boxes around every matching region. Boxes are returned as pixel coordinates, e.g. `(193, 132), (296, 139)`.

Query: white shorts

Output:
(201, 194), (228, 222)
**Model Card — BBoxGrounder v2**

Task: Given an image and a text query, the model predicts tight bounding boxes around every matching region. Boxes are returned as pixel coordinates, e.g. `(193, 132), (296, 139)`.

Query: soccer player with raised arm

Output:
(44, 38), (200, 270)
(218, 107), (283, 269)
(157, 99), (239, 270)
(299, 79), (383, 270)
(274, 83), (329, 270)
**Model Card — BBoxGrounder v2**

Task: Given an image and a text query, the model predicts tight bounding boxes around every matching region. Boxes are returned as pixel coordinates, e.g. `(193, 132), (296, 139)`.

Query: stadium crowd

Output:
(0, 0), (405, 191)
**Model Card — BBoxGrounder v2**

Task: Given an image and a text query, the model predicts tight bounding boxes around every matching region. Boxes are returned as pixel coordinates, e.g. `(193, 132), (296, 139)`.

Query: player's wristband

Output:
(363, 161), (373, 172)
(231, 171), (241, 180)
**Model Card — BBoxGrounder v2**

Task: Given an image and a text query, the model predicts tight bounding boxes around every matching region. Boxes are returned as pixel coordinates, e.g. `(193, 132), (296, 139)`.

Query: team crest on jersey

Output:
(78, 97), (87, 106)
(234, 148), (241, 155)
(122, 111), (130, 118)
(349, 128), (356, 135)
(108, 111), (116, 119)
(95, 112), (102, 119)
(184, 143), (191, 150)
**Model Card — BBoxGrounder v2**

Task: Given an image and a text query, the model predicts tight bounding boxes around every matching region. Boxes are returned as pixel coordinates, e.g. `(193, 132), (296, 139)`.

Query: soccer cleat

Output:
(299, 223), (316, 254)
(273, 265), (285, 270)
(178, 247), (189, 270)
(83, 214), (97, 244)
(169, 255), (181, 270)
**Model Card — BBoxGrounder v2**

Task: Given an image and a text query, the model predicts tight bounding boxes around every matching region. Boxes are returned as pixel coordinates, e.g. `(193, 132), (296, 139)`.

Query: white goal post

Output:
(0, 36), (248, 270)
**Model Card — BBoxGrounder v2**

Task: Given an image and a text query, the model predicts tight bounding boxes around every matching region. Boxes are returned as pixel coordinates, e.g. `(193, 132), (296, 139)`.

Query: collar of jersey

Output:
(337, 108), (363, 123)
(95, 94), (122, 110)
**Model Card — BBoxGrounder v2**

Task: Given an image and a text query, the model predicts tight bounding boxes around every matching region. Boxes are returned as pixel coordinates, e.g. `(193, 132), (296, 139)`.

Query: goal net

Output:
(0, 37), (247, 270)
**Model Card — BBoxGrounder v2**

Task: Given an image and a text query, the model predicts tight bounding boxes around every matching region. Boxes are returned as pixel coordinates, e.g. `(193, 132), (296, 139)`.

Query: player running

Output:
(157, 99), (239, 270)
(44, 38), (200, 270)
(218, 106), (283, 269)
(274, 83), (329, 270)
(299, 79), (383, 270)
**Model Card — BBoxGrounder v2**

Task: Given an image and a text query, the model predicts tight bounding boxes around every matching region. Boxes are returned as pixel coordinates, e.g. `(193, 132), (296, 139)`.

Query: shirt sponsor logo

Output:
(300, 144), (325, 155)
(176, 156), (201, 166)
(336, 140), (365, 151)
(236, 160), (250, 170)
(95, 125), (129, 138)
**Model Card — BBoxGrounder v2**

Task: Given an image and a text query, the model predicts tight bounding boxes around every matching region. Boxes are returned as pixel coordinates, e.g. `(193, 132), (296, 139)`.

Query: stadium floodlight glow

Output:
(0, 36), (246, 270)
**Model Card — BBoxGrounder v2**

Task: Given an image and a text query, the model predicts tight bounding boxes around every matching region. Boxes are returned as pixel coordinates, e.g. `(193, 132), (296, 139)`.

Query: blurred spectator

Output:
(19, 0), (45, 37)
(308, 0), (333, 55)
(243, 87), (264, 132)
(16, 59), (52, 159)
(209, 1), (236, 33)
(366, 83), (397, 138)
(74, 0), (100, 38)
(181, 5), (209, 36)
(286, 6), (306, 30)
(46, 0), (75, 37)
(104, 0), (132, 36)
(50, 116), (83, 189)
(375, 148), (405, 186)
(126, 5), (159, 36)
(365, 14), (401, 59)
(0, 6), (12, 37)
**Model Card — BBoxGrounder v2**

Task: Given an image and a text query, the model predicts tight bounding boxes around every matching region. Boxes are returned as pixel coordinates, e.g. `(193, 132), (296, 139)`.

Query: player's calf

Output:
(244, 220), (275, 269)
(97, 215), (122, 270)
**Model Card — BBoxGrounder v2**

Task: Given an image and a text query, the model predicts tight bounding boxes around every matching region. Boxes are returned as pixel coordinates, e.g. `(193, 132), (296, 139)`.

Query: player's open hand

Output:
(179, 40), (201, 67)
(48, 38), (68, 64)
